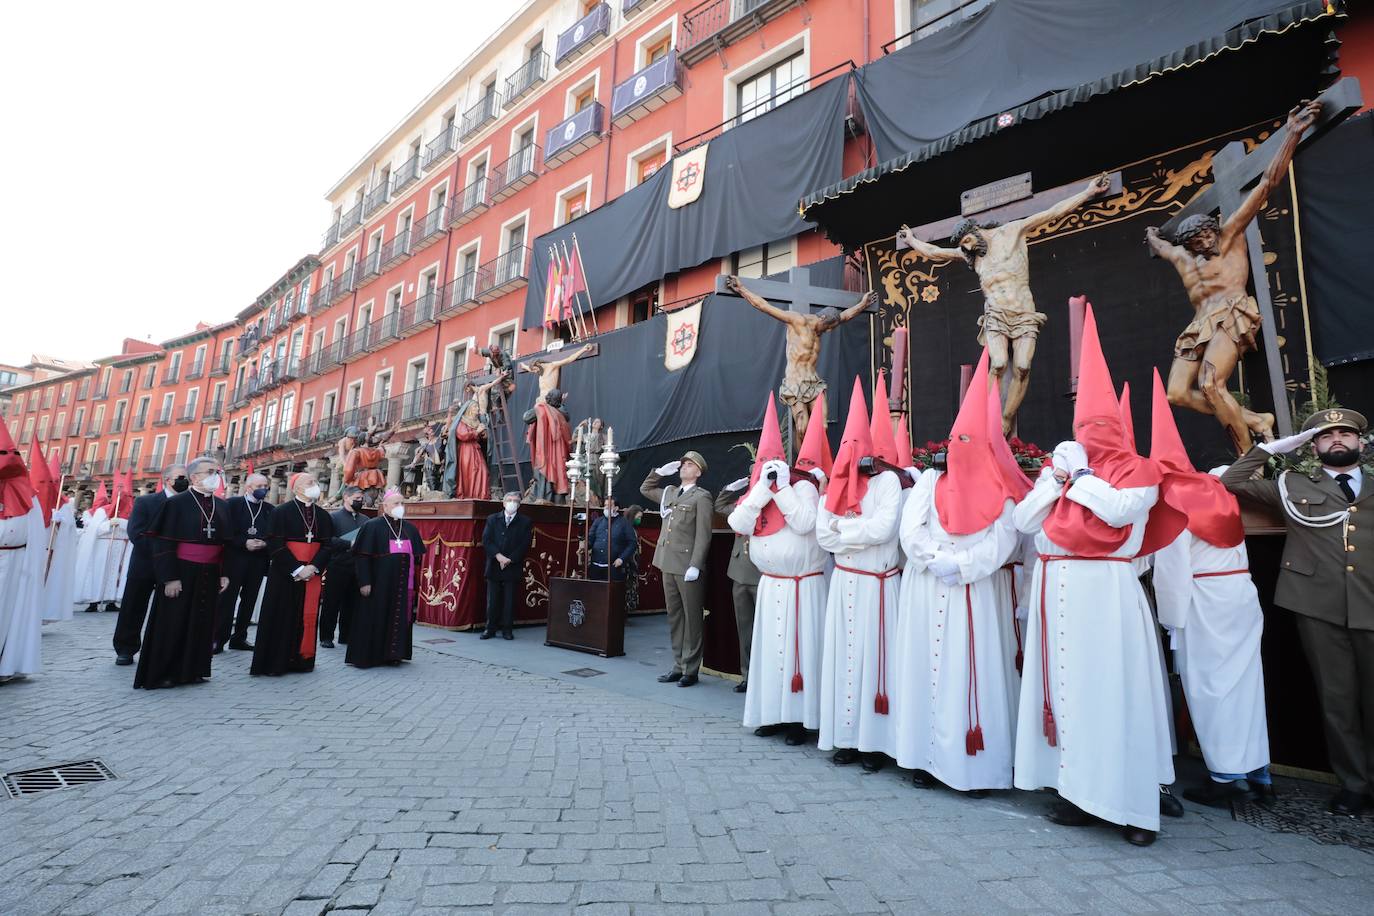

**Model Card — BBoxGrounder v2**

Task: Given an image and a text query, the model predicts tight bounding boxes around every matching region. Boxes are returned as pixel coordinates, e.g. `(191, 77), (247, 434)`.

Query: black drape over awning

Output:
(1294, 111), (1374, 366)
(803, 0), (1342, 250)
(521, 75), (849, 329)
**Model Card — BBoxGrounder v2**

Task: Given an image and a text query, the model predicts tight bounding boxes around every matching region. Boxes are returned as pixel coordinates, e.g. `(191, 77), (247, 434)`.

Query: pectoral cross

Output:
(394, 538), (405, 549)
(305, 530), (314, 543)
(203, 522), (216, 539)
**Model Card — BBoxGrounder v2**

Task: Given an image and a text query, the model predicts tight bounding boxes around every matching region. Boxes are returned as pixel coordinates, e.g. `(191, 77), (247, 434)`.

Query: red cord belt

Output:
(1193, 568), (1249, 578)
(1001, 563), (1024, 675)
(1035, 553), (1132, 747)
(761, 570), (824, 693)
(833, 563), (900, 715)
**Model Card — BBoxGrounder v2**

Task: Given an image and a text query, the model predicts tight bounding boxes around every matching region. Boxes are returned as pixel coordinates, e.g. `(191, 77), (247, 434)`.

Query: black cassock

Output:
(134, 489), (236, 689)
(250, 500), (334, 676)
(347, 516), (426, 669)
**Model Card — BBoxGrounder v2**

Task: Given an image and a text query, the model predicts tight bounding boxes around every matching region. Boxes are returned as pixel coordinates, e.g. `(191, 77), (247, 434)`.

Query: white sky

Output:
(0, 1), (510, 364)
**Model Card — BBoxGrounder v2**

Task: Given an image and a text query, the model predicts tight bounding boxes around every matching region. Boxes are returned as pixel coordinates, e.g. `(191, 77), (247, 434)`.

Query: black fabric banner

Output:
(854, 0), (1322, 164)
(521, 75), (849, 329)
(1294, 111), (1374, 366)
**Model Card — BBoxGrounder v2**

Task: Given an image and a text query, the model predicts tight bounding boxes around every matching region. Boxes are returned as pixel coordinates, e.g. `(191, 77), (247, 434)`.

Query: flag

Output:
(542, 247), (566, 328)
(562, 238), (588, 321)
(667, 142), (709, 209)
(664, 301), (703, 371)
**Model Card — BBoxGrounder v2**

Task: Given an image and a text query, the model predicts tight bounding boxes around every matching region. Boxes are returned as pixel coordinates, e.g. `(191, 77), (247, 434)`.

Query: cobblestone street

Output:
(1, 612), (1371, 915)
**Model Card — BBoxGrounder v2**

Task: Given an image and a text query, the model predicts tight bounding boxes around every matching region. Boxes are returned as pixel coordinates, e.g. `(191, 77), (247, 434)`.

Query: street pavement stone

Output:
(0, 613), (1371, 914)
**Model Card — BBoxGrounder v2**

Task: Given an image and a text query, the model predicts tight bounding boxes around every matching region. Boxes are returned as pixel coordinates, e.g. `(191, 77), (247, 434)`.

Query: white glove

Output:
(724, 476), (750, 493)
(928, 552), (960, 582)
(1051, 441), (1075, 474)
(1258, 427), (1318, 455)
(938, 572), (961, 587)
(684, 566), (699, 582)
(742, 479), (774, 510)
(1207, 465), (1230, 478)
(655, 460), (681, 476)
(905, 466), (921, 484)
(1053, 441), (1088, 474)
(809, 468), (827, 484)
(761, 460), (791, 484)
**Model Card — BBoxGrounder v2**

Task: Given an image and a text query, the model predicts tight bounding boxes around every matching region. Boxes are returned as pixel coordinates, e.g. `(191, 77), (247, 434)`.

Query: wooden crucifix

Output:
(1150, 77), (1362, 451)
(714, 268), (876, 451)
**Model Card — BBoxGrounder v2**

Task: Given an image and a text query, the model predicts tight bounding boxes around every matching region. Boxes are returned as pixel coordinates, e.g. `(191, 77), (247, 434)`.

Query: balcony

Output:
(160, 370), (180, 387)
(58, 391), (69, 406)
(41, 393), (53, 409)
(327, 267), (357, 305)
(77, 384), (90, 400)
(556, 2), (610, 67)
(623, 0), (663, 15)
(545, 104), (604, 167)
(460, 92), (501, 141)
(131, 413), (147, 432)
(422, 125), (458, 170)
(185, 359), (205, 380)
(202, 400), (223, 421)
(101, 457), (120, 475)
(410, 205), (448, 253)
(152, 410), (173, 428)
(210, 356), (231, 377)
(307, 346), (339, 377)
(108, 418), (125, 434)
(277, 357), (302, 384)
(321, 220), (341, 252)
(475, 246), (530, 301)
(144, 455), (165, 473)
(398, 288), (444, 334)
(612, 50), (683, 126)
(358, 247), (384, 283)
(83, 423), (100, 438)
(489, 145), (540, 202)
(94, 384), (110, 399)
(118, 379), (134, 394)
(392, 153), (420, 195)
(380, 232), (412, 271)
(339, 201), (364, 233)
(437, 271), (480, 320)
(46, 426), (60, 441)
(447, 176), (489, 228)
(78, 462), (96, 479)
(681, 0), (797, 65)
(240, 327), (261, 354)
(505, 52), (549, 107)
(362, 178), (390, 217)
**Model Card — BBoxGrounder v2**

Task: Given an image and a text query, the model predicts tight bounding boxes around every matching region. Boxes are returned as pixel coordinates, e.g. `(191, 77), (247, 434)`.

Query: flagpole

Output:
(571, 233), (599, 337)
(560, 239), (589, 342)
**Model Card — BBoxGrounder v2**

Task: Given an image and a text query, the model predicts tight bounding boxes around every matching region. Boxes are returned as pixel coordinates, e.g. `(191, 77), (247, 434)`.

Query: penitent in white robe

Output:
(41, 502), (78, 621)
(892, 470), (1020, 790)
(1012, 469), (1174, 831)
(0, 497), (47, 678)
(729, 479), (829, 730)
(1153, 530), (1269, 777)
(816, 471), (903, 755)
(76, 511), (131, 604)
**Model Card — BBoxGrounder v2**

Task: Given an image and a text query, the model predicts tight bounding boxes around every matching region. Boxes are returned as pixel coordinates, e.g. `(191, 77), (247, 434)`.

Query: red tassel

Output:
(874, 693), (889, 715)
(1015, 650), (1024, 675)
(971, 725), (984, 754)
(791, 672), (803, 693)
(1042, 707), (1058, 747)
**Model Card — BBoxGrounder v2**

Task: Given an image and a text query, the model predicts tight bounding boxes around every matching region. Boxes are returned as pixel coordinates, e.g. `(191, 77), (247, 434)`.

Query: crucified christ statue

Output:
(518, 343), (592, 397)
(897, 173), (1111, 434)
(1146, 100), (1320, 454)
(725, 274), (875, 440)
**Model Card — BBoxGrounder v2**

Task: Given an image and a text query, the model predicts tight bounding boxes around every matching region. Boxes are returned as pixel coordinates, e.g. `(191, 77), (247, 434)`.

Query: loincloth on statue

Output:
(779, 376), (826, 407)
(1173, 294), (1261, 361)
(352, 469), (386, 489)
(977, 307), (1047, 344)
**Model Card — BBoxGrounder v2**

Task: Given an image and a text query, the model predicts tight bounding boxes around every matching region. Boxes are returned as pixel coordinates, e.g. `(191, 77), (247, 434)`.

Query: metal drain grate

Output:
(1233, 778), (1374, 850)
(563, 668), (605, 678)
(2, 760), (116, 799)
(420, 637), (455, 645)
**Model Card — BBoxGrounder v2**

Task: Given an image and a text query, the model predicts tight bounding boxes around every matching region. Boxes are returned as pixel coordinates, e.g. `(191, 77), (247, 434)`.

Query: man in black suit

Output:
(480, 491), (533, 640)
(113, 463), (186, 665)
(214, 472), (275, 652)
(320, 485), (367, 648)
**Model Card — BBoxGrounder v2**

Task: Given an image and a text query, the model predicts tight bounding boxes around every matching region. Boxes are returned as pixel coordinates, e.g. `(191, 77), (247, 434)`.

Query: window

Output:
(730, 239), (794, 279)
(127, 438), (142, 467)
(457, 246), (480, 301)
(323, 391), (337, 419)
(491, 323), (517, 357)
(567, 73), (599, 117)
(283, 292), (295, 318)
(136, 396), (150, 424)
(407, 358), (427, 391)
(176, 431), (192, 461)
(312, 330), (325, 358)
(301, 399), (315, 432)
(556, 180), (591, 226)
(151, 434), (167, 462)
(736, 50), (805, 125)
(636, 148), (665, 185)
(280, 393), (295, 433)
(121, 370), (134, 393)
(346, 382), (362, 411)
(78, 379), (90, 400)
(144, 365), (156, 387)
(290, 330), (304, 360)
(387, 285), (403, 315)
(908, 0), (993, 40)
(37, 416), (49, 441)
(184, 387), (199, 416)
(298, 278), (311, 314)
(572, 84), (596, 113)
(160, 393), (175, 420)
(627, 135), (671, 189)
(504, 219), (527, 253)
(374, 370), (393, 405)
(20, 417), (33, 444)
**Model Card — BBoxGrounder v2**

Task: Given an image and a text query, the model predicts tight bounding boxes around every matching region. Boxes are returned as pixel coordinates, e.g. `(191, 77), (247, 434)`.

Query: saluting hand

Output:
(655, 460), (681, 476)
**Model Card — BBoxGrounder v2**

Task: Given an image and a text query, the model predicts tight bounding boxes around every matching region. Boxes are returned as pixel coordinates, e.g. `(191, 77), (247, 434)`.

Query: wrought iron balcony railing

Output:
(358, 247), (384, 282)
(202, 400), (224, 421)
(422, 125), (458, 169)
(681, 0), (794, 64)
(184, 359), (205, 380)
(363, 178), (390, 217)
(410, 205), (448, 252)
(210, 356), (231, 377)
(545, 104), (604, 166)
(612, 50), (683, 126)
(448, 175), (489, 228)
(490, 144), (540, 201)
(380, 232), (412, 271)
(556, 2), (610, 67)
(475, 246), (530, 301)
(460, 92), (501, 140)
(505, 52), (549, 106)
(152, 410), (174, 427)
(392, 153), (421, 194)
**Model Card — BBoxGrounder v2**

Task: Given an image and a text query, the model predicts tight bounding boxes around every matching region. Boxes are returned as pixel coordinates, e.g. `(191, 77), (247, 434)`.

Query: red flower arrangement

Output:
(910, 437), (1048, 473)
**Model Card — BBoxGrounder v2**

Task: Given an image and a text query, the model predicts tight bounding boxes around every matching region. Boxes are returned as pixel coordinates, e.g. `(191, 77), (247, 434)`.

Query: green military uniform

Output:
(642, 452), (715, 678)
(715, 487), (762, 684)
(1221, 408), (1374, 798)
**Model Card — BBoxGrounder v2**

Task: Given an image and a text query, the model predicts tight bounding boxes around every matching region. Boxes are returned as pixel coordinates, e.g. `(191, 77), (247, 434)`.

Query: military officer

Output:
(1221, 407), (1373, 816)
(642, 451), (714, 687)
(716, 482), (762, 693)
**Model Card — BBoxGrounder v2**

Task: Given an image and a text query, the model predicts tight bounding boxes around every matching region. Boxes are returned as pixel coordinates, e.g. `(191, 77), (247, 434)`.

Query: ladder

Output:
(485, 379), (525, 499)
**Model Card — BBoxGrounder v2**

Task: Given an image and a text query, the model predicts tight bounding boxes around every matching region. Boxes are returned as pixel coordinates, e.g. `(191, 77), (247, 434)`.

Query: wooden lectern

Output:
(545, 577), (625, 657)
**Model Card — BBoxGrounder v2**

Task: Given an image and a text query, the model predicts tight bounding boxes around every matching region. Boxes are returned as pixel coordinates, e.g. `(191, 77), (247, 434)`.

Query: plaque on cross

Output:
(713, 267), (876, 316)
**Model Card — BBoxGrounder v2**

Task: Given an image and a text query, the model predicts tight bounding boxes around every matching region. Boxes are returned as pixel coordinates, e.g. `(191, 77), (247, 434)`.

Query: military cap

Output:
(1301, 408), (1368, 436)
(679, 450), (708, 474)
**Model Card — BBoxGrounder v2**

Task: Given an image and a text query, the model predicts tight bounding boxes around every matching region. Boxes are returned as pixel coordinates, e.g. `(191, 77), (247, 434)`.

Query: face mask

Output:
(632, 517), (642, 527)
(349, 499), (363, 512)
(504, 501), (519, 514)
(199, 473), (222, 492)
(388, 505), (405, 520)
(301, 484), (322, 501)
(171, 476), (190, 493)
(251, 487), (269, 501)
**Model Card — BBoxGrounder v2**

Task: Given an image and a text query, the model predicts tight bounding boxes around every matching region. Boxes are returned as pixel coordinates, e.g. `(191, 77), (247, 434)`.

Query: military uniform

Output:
(715, 488), (762, 684)
(1221, 408), (1374, 799)
(642, 453), (714, 679)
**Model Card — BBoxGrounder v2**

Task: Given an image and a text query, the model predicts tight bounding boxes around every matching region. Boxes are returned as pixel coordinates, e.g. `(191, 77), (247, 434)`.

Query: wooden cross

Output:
(1157, 78), (1362, 437)
(712, 267), (875, 315)
(897, 173), (1123, 248)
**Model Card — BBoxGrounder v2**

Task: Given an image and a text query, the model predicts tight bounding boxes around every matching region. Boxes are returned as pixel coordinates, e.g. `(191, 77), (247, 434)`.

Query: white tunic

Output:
(41, 501), (78, 621)
(0, 498), (46, 677)
(1153, 530), (1269, 776)
(729, 480), (829, 730)
(1012, 470), (1174, 831)
(892, 470), (1020, 789)
(816, 471), (903, 754)
(76, 510), (131, 603)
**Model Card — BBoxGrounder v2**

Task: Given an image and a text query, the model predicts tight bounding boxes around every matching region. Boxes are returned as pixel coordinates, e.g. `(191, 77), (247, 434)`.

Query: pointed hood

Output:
(111, 470), (135, 520)
(1150, 369), (1243, 548)
(936, 349), (1017, 535)
(28, 441), (57, 526)
(824, 378), (873, 517)
(893, 411), (913, 468)
(90, 481), (110, 516)
(743, 394), (789, 537)
(1118, 382), (1136, 453)
(869, 371), (901, 466)
(0, 416), (38, 521)
(1043, 303), (1161, 557)
(794, 393), (833, 478)
(986, 376), (1033, 501)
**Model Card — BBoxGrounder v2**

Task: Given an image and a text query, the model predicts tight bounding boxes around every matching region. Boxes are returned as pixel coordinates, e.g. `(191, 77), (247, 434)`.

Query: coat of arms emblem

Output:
(568, 599), (586, 627)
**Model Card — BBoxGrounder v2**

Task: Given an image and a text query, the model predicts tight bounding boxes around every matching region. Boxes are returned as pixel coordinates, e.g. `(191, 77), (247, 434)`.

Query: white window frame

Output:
(373, 368), (394, 405)
(625, 131), (673, 190)
(564, 70), (601, 118)
(634, 16), (678, 69)
(508, 111), (540, 158)
(488, 319), (519, 358)
(553, 175), (593, 227)
(722, 31), (809, 126)
(498, 209), (531, 255)
(443, 338), (475, 380)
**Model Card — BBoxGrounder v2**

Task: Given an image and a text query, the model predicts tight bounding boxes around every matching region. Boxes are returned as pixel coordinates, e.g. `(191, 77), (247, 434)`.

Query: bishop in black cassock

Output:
(134, 459), (235, 689)
(348, 489), (425, 669)
(251, 473), (334, 676)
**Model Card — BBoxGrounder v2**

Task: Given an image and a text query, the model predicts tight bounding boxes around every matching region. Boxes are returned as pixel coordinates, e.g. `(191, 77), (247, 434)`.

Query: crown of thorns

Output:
(1173, 214), (1221, 245)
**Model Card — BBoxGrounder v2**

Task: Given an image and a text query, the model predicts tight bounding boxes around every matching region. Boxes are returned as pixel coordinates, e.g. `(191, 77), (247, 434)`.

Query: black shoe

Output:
(502, 632), (513, 640)
(1183, 780), (1249, 810)
(1249, 783), (1278, 808)
(114, 654), (133, 666)
(677, 674), (698, 687)
(212, 645), (224, 656)
(479, 631), (494, 640)
(911, 769), (938, 789)
(966, 789), (990, 799)
(1123, 826), (1157, 847)
(1329, 789), (1368, 817)
(860, 753), (886, 773)
(754, 724), (786, 737)
(320, 640), (335, 649)
(155, 679), (176, 689)
(657, 671), (683, 683)
(228, 640), (254, 651)
(85, 604), (100, 613)
(832, 748), (860, 766)
(1159, 786), (1185, 819)
(733, 681), (748, 693)
(784, 724), (809, 746)
(1048, 801), (1099, 827)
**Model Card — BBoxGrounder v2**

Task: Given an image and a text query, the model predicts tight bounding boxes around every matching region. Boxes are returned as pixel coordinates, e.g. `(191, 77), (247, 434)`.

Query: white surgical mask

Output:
(199, 473), (222, 492)
(301, 484), (321, 501)
(504, 501), (519, 514)
(388, 505), (406, 520)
